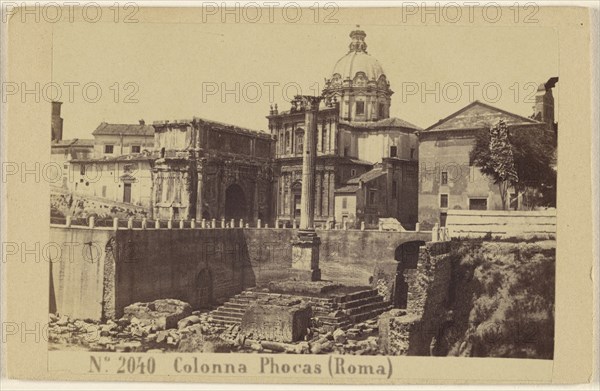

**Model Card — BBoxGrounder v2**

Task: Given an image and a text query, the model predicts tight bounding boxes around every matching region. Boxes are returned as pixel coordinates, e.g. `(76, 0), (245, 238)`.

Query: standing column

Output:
(286, 175), (292, 217)
(253, 180), (259, 224)
(328, 172), (335, 218)
(299, 97), (319, 230)
(195, 163), (203, 220)
(291, 95), (322, 281)
(315, 171), (322, 218)
(322, 171), (330, 221)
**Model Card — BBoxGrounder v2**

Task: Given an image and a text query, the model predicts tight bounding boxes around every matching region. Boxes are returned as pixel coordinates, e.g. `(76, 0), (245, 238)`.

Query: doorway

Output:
(123, 183), (132, 203)
(224, 184), (247, 221)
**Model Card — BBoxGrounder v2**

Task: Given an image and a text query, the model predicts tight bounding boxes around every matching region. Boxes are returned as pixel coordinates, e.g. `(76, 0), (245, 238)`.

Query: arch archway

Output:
(224, 184), (247, 221)
(393, 240), (425, 308)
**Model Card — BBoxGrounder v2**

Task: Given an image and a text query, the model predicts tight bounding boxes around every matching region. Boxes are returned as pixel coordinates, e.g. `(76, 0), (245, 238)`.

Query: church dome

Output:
(331, 29), (385, 81)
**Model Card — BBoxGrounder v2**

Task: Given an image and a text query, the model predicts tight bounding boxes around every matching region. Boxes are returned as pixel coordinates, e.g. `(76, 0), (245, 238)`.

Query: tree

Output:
(469, 120), (556, 210)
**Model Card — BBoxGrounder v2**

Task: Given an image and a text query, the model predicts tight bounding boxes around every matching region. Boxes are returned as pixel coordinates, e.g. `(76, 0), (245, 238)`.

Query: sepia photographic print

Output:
(1, 2), (597, 387)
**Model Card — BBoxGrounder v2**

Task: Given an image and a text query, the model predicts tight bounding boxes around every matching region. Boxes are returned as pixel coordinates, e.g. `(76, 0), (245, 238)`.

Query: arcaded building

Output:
(152, 118), (275, 222)
(267, 28), (420, 227)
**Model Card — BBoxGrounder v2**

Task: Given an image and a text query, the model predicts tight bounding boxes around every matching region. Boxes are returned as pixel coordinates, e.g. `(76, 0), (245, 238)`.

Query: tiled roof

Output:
(335, 184), (360, 193)
(347, 157), (374, 166)
(425, 101), (541, 132)
(340, 117), (422, 131)
(52, 138), (95, 147)
(92, 122), (154, 136)
(347, 167), (385, 184)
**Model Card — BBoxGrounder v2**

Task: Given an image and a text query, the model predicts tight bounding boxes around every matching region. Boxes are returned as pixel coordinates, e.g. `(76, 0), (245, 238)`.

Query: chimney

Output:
(51, 101), (63, 142)
(139, 119), (145, 125)
(533, 77), (558, 132)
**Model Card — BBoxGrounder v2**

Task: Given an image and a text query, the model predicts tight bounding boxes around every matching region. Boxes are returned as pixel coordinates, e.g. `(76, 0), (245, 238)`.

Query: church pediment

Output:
(425, 101), (540, 132)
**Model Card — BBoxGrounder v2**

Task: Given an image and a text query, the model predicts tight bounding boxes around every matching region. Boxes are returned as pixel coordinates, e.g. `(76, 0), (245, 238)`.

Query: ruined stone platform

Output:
(208, 283), (392, 331)
(267, 279), (343, 295)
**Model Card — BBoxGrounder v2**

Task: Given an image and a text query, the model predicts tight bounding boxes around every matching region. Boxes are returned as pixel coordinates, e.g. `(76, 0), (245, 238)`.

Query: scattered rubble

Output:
(48, 298), (387, 354)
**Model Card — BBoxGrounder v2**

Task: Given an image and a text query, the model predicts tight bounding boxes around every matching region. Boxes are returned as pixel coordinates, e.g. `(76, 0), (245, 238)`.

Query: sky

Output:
(51, 15), (559, 139)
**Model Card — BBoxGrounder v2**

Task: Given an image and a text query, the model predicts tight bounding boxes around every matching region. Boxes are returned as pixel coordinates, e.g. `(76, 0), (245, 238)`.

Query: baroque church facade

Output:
(268, 28), (420, 228)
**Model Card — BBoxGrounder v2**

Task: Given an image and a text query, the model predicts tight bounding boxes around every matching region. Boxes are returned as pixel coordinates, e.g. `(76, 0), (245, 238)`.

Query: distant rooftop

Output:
(347, 167), (385, 184)
(92, 122), (154, 137)
(425, 101), (541, 132)
(340, 117), (422, 131)
(51, 138), (95, 147)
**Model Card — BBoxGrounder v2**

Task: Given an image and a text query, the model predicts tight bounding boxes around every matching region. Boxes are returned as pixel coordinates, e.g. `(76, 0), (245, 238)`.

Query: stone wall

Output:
(244, 228), (431, 287)
(379, 241), (453, 355)
(113, 229), (254, 317)
(49, 226), (114, 321)
(50, 224), (430, 321)
(445, 209), (556, 239)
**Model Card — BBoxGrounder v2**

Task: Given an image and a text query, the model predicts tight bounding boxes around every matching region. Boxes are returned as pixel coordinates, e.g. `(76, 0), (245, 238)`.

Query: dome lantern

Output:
(348, 28), (368, 53)
(322, 28), (393, 122)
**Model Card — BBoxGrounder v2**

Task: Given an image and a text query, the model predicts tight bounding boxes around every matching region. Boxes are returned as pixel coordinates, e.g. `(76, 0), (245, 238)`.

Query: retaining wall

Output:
(49, 223), (431, 320)
(446, 209), (556, 238)
(49, 227), (113, 321)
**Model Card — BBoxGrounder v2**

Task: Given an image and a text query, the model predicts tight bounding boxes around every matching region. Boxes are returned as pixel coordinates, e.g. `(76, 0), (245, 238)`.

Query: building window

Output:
(390, 145), (398, 158)
(296, 132), (303, 155)
(342, 197), (347, 209)
(104, 144), (114, 154)
(102, 185), (107, 198)
(378, 103), (385, 118)
(350, 169), (357, 177)
(410, 148), (415, 160)
(355, 101), (365, 115)
(441, 171), (448, 185)
(469, 198), (487, 210)
(344, 146), (349, 157)
(80, 165), (85, 175)
(440, 194), (448, 208)
(369, 190), (376, 205)
(392, 180), (397, 199)
(131, 145), (141, 153)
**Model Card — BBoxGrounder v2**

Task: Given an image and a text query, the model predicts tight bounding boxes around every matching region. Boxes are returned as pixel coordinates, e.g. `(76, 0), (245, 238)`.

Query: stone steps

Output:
(210, 313), (241, 324)
(207, 288), (391, 329)
(349, 305), (392, 324)
(344, 300), (388, 316)
(339, 294), (383, 310)
(334, 289), (378, 303)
